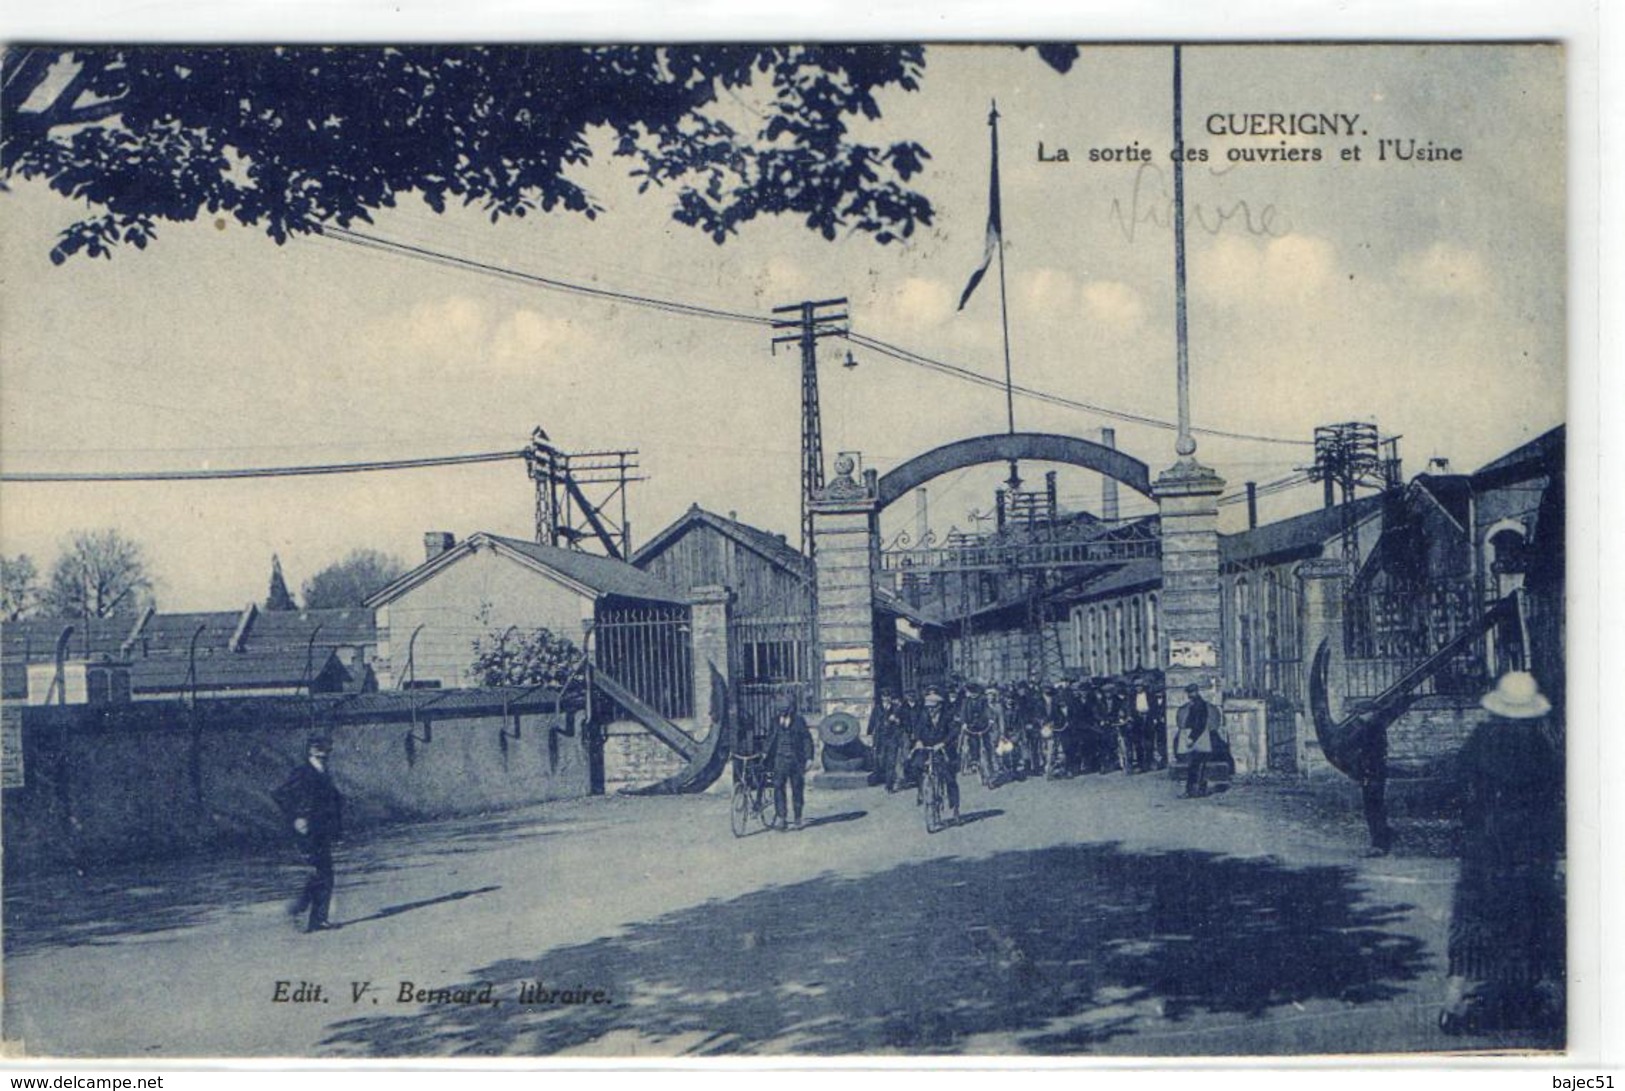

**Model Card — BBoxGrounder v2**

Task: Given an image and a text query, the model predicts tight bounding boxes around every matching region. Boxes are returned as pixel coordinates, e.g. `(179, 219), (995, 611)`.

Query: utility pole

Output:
(771, 297), (848, 557)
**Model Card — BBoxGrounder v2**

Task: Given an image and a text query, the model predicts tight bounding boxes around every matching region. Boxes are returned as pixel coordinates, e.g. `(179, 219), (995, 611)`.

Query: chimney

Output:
(915, 487), (929, 542)
(424, 532), (456, 562)
(1100, 428), (1120, 523)
(1246, 481), (1259, 529)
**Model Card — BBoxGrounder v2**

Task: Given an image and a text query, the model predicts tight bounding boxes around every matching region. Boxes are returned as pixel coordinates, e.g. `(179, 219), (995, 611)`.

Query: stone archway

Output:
(875, 432), (1154, 509)
(809, 432), (1222, 726)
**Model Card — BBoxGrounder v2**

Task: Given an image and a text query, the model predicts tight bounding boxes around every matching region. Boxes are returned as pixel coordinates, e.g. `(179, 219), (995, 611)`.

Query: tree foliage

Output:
(40, 529), (155, 618)
(301, 548), (405, 609)
(2, 554), (41, 621)
(469, 624), (585, 690)
(0, 44), (972, 262)
(265, 553), (297, 611)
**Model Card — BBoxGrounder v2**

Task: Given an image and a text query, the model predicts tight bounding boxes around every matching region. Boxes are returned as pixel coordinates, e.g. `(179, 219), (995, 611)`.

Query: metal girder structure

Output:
(880, 519), (1159, 576)
(527, 428), (644, 559)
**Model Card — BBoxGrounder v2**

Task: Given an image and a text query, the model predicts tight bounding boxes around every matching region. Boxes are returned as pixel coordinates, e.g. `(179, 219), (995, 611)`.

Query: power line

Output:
(319, 226), (772, 328)
(0, 449), (526, 484)
(1217, 473), (1312, 506)
(319, 226), (1312, 449)
(847, 331), (1311, 447)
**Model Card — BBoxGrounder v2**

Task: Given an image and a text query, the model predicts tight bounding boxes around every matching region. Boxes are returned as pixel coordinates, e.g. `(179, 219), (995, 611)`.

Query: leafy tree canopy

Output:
(301, 548), (405, 609)
(1, 44), (1078, 263)
(41, 528), (155, 618)
(2, 554), (41, 622)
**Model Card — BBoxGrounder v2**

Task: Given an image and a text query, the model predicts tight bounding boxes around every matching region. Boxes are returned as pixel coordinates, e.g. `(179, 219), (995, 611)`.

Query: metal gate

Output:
(589, 605), (693, 720)
(729, 589), (817, 732)
(1220, 564), (1307, 772)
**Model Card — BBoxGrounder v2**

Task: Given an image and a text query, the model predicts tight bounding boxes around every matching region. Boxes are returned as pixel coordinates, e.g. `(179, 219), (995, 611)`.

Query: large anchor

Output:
(1309, 593), (1519, 778)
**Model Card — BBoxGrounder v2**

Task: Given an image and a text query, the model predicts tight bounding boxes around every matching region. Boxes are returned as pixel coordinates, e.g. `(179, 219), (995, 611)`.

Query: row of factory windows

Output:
(1071, 593), (1160, 678)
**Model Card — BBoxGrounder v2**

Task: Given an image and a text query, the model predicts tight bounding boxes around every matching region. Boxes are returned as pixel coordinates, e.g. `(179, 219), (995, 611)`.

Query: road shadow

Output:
(320, 842), (1433, 1058)
(340, 886), (502, 928)
(952, 808), (1004, 828)
(800, 811), (867, 830)
(2, 807), (561, 956)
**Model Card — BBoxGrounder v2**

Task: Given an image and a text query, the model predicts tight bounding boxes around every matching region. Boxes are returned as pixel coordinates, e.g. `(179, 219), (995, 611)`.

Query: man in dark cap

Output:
(1175, 683), (1216, 798)
(765, 692), (814, 830)
(867, 689), (906, 792)
(960, 682), (997, 788)
(911, 685), (961, 821)
(273, 735), (345, 932)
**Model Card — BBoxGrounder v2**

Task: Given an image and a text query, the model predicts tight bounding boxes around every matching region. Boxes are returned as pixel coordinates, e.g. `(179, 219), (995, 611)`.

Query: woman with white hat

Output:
(1438, 671), (1564, 1037)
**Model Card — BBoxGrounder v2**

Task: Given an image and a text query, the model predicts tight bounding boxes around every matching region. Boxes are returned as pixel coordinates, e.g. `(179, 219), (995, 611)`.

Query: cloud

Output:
(367, 296), (588, 377)
(875, 276), (956, 332)
(1019, 268), (1078, 315)
(1197, 233), (1337, 305)
(1080, 279), (1146, 333)
(1396, 242), (1491, 298)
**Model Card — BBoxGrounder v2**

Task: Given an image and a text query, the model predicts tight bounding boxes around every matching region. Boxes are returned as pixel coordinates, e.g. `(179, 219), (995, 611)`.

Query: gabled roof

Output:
(632, 505), (810, 578)
(130, 610), (245, 653)
(1220, 493), (1385, 568)
(247, 607), (377, 647)
(874, 586), (945, 629)
(1471, 424), (1563, 489)
(366, 532), (687, 608)
(128, 648), (348, 693)
(1, 616), (141, 661)
(1409, 474), (1472, 532)
(1051, 558), (1163, 607)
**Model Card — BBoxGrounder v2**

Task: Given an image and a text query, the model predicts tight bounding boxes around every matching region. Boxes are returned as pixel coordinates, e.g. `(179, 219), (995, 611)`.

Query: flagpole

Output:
(1172, 46), (1196, 461)
(990, 102), (1021, 493)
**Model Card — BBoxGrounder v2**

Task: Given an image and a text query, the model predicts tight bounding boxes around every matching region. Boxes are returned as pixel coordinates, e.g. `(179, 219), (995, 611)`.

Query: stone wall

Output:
(2, 691), (590, 874)
(1388, 695), (1491, 775)
(601, 720), (690, 787)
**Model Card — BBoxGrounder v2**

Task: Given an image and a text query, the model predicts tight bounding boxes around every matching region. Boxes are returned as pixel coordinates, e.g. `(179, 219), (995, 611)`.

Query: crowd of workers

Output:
(864, 670), (1186, 795)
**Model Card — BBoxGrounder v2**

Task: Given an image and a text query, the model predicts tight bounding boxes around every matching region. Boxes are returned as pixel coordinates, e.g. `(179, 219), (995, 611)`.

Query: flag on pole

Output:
(957, 102), (1003, 311)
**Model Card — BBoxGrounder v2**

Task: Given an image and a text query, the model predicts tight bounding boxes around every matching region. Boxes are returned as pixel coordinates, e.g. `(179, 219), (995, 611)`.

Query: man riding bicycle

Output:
(910, 686), (961, 823)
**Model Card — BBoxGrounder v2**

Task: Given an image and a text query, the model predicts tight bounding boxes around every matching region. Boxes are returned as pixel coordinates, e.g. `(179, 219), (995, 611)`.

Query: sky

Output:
(0, 42), (1567, 611)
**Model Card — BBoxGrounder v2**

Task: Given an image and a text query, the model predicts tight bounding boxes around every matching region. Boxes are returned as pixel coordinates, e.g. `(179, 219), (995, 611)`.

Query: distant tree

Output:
(264, 553), (298, 611)
(1, 553), (41, 621)
(301, 549), (405, 609)
(469, 624), (585, 690)
(0, 44), (1077, 263)
(40, 529), (154, 618)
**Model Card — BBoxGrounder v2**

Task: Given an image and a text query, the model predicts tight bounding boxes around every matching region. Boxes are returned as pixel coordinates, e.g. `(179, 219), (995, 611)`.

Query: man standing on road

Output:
(273, 735), (344, 933)
(1176, 684), (1216, 799)
(867, 689), (905, 792)
(766, 693), (813, 830)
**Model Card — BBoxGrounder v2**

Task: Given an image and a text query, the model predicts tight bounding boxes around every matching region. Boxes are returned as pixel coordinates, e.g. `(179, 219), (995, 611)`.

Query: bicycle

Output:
(916, 742), (954, 834)
(1041, 724), (1067, 780)
(964, 726), (997, 788)
(730, 752), (775, 838)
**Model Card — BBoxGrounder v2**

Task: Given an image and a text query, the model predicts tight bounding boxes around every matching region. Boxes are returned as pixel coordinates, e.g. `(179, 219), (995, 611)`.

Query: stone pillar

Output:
(1297, 558), (1349, 774)
(809, 455), (881, 724)
(689, 585), (733, 739)
(1154, 457), (1226, 756)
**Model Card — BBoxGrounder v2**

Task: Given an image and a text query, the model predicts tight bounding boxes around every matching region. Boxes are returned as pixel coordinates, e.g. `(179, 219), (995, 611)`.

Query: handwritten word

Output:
(1110, 163), (1289, 244)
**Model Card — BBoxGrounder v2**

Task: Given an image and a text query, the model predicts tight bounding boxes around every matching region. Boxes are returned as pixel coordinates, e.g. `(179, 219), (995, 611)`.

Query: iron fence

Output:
(589, 605), (693, 720)
(1221, 566), (1305, 706)
(730, 611), (816, 733)
(1342, 578), (1489, 699)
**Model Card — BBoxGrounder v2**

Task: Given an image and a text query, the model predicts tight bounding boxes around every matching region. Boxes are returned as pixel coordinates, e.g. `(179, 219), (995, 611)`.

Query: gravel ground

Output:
(1, 767), (1562, 1059)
